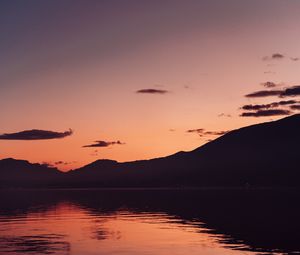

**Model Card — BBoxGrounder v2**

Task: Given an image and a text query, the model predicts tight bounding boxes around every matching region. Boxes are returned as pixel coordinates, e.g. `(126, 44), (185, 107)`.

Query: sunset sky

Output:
(1, 0), (300, 170)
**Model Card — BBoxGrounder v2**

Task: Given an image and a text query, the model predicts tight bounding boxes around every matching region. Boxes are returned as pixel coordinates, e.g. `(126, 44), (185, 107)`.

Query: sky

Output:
(1, 0), (300, 170)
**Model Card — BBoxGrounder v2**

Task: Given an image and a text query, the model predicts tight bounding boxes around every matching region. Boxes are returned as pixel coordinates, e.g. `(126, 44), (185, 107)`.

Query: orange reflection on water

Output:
(0, 201), (257, 255)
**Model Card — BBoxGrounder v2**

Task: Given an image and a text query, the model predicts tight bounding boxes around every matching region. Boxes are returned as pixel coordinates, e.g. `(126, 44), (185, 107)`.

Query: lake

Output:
(0, 189), (299, 255)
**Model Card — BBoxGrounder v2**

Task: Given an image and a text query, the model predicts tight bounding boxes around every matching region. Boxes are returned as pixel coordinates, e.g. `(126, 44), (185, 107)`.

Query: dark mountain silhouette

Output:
(1, 114), (300, 188)
(0, 158), (61, 188)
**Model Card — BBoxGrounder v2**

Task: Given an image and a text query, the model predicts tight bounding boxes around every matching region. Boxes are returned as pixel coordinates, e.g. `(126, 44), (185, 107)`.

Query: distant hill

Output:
(1, 114), (300, 188)
(0, 158), (61, 188)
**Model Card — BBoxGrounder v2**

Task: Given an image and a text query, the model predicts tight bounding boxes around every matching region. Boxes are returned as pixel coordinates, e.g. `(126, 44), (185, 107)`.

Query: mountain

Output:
(0, 158), (61, 188)
(66, 114), (300, 187)
(1, 114), (300, 188)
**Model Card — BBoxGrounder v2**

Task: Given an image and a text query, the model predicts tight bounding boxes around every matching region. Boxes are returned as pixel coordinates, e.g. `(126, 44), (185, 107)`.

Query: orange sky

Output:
(1, 0), (300, 170)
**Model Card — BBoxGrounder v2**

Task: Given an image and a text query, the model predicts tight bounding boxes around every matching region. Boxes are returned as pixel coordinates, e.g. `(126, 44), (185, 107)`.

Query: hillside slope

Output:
(1, 114), (300, 188)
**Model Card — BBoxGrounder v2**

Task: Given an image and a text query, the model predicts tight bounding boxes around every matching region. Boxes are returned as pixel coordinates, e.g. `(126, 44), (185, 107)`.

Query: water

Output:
(0, 189), (299, 255)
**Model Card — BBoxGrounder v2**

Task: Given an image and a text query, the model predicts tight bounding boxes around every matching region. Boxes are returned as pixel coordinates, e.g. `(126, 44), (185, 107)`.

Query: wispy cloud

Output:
(281, 86), (300, 97)
(187, 128), (229, 137)
(0, 129), (73, 140)
(262, 53), (285, 61)
(187, 128), (204, 133)
(260, 81), (281, 88)
(263, 53), (299, 62)
(245, 86), (300, 99)
(241, 100), (298, 111)
(240, 109), (291, 117)
(136, 89), (169, 94)
(245, 90), (283, 98)
(83, 140), (125, 148)
(290, 105), (300, 110)
(54, 161), (76, 165)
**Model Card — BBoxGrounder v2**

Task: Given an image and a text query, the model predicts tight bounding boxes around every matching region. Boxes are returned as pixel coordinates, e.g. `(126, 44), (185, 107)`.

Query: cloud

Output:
(54, 161), (65, 165)
(245, 86), (300, 99)
(241, 100), (298, 111)
(187, 128), (205, 133)
(245, 90), (283, 98)
(187, 128), (229, 137)
(262, 53), (284, 61)
(204, 131), (229, 136)
(262, 53), (299, 62)
(54, 161), (75, 165)
(272, 53), (284, 59)
(136, 89), (169, 94)
(0, 129), (73, 140)
(280, 86), (300, 97)
(240, 109), (291, 117)
(290, 105), (300, 110)
(276, 100), (298, 105)
(83, 140), (125, 148)
(241, 85), (300, 117)
(260, 81), (280, 88)
(242, 104), (271, 111)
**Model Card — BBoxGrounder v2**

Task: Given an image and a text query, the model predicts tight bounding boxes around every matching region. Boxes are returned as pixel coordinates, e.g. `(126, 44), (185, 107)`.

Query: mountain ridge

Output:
(1, 114), (300, 188)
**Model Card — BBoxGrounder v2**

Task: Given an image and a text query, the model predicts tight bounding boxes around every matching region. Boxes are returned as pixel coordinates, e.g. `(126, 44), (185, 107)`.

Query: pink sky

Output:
(1, 0), (300, 170)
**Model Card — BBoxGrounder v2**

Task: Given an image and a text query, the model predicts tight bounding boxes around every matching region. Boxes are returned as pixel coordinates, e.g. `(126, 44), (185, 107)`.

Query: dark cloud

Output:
(272, 53), (284, 59)
(242, 104), (271, 111)
(245, 86), (300, 99)
(290, 105), (300, 110)
(54, 161), (74, 165)
(136, 89), (169, 94)
(264, 71), (276, 74)
(187, 128), (205, 133)
(281, 86), (300, 97)
(261, 81), (279, 88)
(263, 53), (299, 62)
(242, 100), (298, 111)
(262, 53), (284, 61)
(245, 90), (283, 98)
(277, 100), (298, 105)
(54, 161), (64, 165)
(204, 131), (229, 136)
(240, 109), (291, 117)
(187, 129), (229, 137)
(0, 129), (73, 140)
(83, 140), (125, 148)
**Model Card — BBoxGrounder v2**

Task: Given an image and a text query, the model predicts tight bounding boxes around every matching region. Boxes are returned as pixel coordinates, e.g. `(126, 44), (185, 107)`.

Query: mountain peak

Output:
(88, 159), (118, 166)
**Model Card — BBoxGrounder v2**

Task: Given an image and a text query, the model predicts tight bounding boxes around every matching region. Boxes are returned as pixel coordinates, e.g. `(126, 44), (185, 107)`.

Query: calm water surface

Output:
(0, 189), (299, 255)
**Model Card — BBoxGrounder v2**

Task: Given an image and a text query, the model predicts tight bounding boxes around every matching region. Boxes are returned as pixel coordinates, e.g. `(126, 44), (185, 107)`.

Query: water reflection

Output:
(0, 189), (299, 255)
(0, 234), (69, 255)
